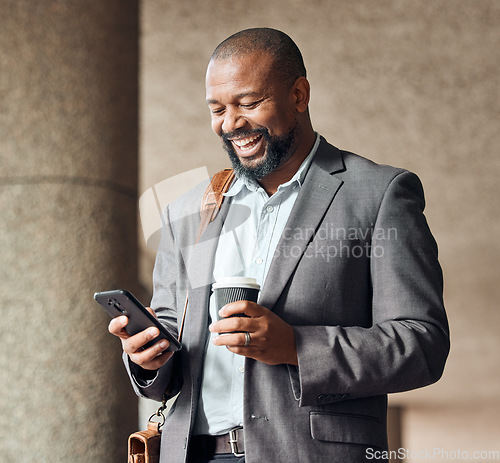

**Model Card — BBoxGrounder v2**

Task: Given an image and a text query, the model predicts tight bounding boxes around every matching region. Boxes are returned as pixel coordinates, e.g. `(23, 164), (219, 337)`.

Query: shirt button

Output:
(266, 205), (274, 213)
(255, 257), (263, 265)
(239, 366), (245, 373)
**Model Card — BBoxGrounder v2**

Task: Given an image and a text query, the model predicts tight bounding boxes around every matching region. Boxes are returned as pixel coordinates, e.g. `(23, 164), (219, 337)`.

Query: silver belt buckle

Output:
(228, 426), (244, 457)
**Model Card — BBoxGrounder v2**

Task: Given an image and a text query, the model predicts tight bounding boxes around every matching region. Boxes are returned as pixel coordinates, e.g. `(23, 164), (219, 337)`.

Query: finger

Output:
(108, 315), (129, 338)
(210, 315), (255, 335)
(212, 331), (248, 348)
(130, 342), (174, 370)
(145, 307), (157, 318)
(146, 350), (174, 370)
(219, 301), (265, 319)
(122, 326), (161, 354)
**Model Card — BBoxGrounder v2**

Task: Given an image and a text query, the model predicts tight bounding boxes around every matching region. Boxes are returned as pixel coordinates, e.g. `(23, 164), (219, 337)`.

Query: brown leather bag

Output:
(127, 168), (234, 463)
(128, 420), (162, 463)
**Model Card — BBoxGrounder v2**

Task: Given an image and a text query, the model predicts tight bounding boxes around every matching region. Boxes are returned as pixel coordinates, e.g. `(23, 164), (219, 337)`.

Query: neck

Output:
(258, 130), (316, 195)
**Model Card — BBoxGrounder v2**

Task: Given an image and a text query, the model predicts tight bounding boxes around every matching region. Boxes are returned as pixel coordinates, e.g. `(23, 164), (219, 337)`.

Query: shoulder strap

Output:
(156, 169), (235, 409)
(197, 168), (235, 242)
(177, 169), (234, 342)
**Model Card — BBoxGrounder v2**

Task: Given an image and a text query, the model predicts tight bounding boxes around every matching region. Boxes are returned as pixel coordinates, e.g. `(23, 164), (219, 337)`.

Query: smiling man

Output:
(110, 28), (449, 463)
(206, 40), (317, 195)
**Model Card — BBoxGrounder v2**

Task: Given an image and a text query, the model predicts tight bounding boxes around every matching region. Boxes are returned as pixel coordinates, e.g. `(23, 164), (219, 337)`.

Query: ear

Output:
(292, 77), (310, 113)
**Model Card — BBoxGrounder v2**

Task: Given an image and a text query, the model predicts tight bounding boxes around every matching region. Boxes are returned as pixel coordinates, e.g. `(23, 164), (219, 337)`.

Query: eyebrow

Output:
(206, 91), (262, 105)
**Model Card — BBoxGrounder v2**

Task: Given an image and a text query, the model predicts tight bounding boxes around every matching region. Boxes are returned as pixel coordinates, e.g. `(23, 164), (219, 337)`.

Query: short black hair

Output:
(210, 28), (307, 88)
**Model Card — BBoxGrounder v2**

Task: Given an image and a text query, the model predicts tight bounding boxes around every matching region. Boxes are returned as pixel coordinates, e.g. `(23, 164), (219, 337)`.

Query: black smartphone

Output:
(94, 289), (181, 352)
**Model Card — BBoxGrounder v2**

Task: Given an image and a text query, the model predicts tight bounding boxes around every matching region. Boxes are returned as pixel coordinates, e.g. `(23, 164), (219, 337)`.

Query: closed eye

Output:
(240, 99), (263, 109)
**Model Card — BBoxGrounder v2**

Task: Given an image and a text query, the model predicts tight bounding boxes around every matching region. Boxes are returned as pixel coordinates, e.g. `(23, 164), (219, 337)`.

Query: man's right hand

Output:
(108, 307), (174, 370)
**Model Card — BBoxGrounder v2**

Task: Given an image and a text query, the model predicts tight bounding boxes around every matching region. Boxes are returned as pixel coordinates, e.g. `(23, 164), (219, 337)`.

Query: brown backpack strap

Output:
(197, 168), (235, 242)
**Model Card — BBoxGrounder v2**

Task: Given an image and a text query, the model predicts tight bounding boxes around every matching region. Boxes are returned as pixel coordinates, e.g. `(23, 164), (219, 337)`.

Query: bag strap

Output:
(152, 169), (235, 434)
(154, 169), (234, 414)
(197, 168), (235, 242)
(178, 168), (234, 342)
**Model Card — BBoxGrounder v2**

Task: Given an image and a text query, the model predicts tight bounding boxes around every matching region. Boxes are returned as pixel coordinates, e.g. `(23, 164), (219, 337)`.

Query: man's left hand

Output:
(209, 301), (298, 366)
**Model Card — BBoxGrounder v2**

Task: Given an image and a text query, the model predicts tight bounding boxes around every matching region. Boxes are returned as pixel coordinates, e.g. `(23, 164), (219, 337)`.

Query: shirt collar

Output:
(224, 132), (321, 197)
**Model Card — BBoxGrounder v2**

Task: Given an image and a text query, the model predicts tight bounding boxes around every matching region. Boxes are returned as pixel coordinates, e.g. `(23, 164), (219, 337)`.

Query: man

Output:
(110, 28), (449, 463)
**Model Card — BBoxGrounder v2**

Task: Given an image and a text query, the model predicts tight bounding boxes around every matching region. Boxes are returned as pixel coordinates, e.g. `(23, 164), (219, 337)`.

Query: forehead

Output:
(206, 52), (277, 102)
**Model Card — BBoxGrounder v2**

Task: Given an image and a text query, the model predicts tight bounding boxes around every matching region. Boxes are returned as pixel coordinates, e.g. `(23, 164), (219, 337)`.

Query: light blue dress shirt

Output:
(193, 134), (320, 436)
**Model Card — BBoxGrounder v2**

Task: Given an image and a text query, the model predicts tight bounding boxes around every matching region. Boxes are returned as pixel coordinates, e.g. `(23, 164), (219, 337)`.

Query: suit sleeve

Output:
(292, 171), (450, 407)
(123, 204), (183, 402)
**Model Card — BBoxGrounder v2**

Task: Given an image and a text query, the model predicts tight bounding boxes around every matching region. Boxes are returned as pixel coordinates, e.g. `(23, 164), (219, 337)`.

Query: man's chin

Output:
(232, 161), (267, 181)
(223, 129), (292, 181)
(237, 152), (267, 169)
(224, 145), (262, 179)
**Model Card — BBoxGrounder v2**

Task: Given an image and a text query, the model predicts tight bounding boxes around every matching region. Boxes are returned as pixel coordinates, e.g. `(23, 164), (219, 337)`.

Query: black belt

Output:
(191, 426), (245, 457)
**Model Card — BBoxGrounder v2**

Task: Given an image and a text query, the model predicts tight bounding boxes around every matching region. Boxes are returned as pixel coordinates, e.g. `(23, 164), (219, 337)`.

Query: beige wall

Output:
(140, 0), (500, 457)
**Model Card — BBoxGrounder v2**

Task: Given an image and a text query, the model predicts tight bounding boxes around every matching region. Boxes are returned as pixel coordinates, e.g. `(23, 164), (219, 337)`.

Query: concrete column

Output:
(387, 407), (403, 462)
(0, 1), (139, 461)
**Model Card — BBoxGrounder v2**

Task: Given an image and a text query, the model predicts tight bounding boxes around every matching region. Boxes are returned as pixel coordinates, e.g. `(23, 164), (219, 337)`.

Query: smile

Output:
(231, 133), (263, 152)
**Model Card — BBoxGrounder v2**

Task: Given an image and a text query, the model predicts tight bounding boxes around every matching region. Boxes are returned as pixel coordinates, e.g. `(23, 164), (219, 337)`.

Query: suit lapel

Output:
(183, 197), (231, 351)
(184, 138), (346, 328)
(259, 139), (345, 310)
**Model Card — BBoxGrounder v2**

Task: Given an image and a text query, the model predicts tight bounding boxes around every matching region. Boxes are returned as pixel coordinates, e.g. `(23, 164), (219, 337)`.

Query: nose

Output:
(221, 107), (246, 134)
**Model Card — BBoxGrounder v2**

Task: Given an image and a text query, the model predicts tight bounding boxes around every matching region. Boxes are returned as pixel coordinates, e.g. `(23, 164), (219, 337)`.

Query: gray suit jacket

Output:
(126, 137), (449, 463)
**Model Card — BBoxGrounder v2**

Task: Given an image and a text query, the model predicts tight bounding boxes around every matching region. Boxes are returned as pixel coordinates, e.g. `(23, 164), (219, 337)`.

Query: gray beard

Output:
(222, 125), (296, 181)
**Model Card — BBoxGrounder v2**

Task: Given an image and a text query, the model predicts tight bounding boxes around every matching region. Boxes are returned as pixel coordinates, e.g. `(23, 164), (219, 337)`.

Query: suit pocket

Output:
(310, 411), (387, 449)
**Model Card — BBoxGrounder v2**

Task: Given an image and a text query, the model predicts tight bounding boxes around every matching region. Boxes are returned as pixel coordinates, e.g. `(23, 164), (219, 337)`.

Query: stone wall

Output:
(0, 1), (140, 461)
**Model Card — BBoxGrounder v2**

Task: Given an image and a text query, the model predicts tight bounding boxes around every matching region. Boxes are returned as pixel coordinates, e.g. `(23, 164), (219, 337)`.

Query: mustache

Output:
(221, 127), (268, 144)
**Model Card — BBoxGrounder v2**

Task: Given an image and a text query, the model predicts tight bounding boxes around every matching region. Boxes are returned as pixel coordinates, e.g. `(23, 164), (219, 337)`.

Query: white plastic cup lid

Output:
(212, 277), (260, 291)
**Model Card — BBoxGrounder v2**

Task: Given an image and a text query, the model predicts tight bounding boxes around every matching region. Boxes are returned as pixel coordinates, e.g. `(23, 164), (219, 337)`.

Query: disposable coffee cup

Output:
(212, 277), (260, 320)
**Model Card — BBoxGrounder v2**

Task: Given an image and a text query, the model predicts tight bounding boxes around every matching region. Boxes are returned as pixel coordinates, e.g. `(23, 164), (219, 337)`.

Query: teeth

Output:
(233, 134), (260, 148)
